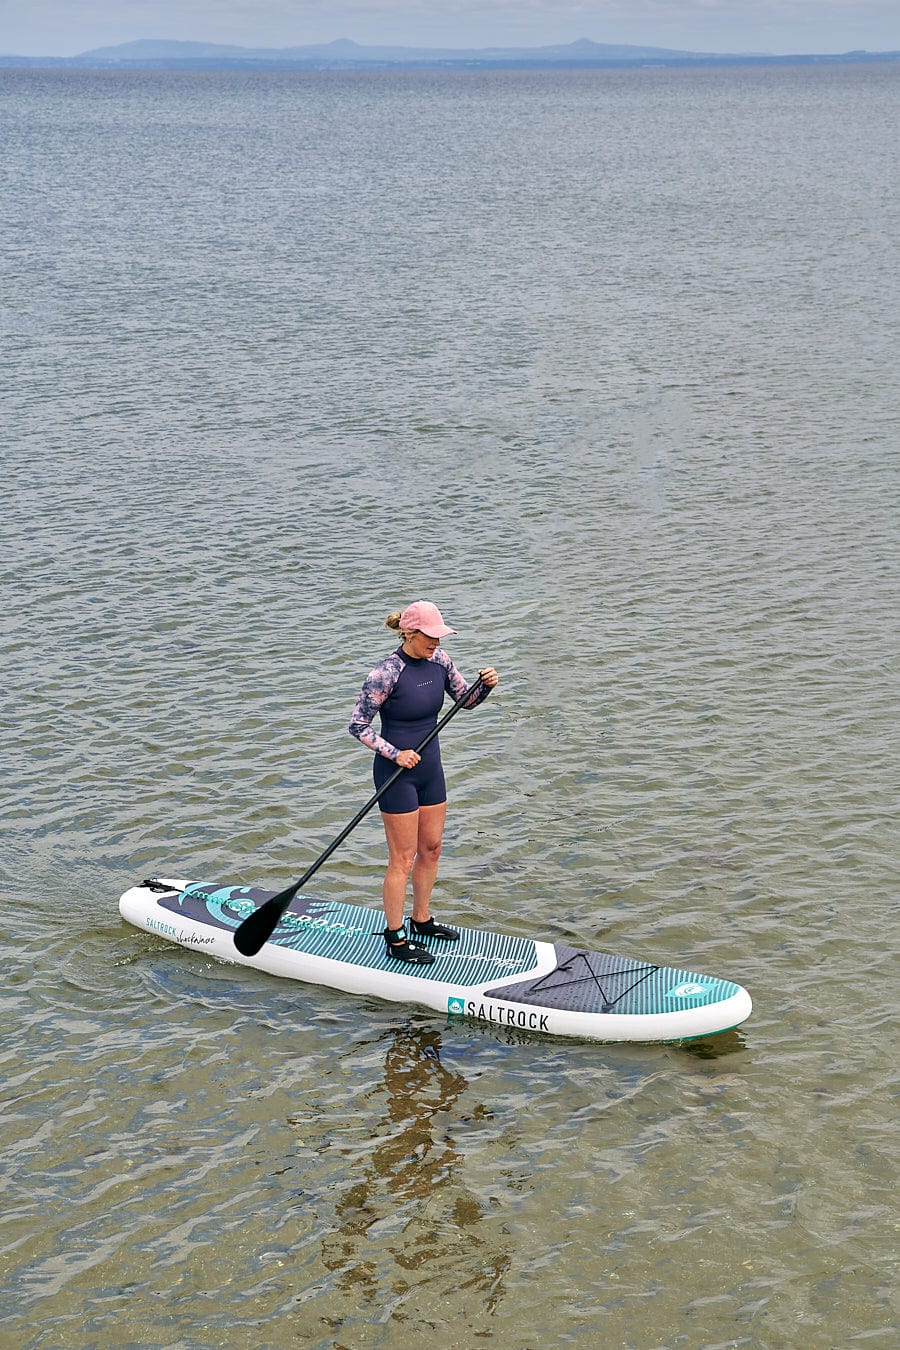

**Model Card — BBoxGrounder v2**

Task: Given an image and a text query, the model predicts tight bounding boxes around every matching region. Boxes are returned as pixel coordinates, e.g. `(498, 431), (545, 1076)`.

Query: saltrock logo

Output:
(447, 995), (549, 1031)
(667, 981), (713, 1001)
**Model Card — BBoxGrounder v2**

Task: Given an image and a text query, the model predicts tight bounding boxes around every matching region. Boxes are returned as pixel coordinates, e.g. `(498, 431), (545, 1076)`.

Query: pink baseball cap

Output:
(399, 600), (456, 639)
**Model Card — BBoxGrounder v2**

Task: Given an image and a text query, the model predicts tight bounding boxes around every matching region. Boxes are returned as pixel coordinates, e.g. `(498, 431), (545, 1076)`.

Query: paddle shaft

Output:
(233, 676), (486, 956)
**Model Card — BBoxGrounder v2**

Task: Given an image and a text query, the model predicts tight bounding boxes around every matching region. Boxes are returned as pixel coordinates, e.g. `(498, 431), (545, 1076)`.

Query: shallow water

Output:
(2, 63), (898, 1347)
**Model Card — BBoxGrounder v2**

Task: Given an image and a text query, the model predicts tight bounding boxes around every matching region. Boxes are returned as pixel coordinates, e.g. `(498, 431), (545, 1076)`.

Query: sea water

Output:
(1, 63), (897, 1347)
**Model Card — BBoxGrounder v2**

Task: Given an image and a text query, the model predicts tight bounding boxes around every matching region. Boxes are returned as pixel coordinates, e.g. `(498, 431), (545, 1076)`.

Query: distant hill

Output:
(2, 36), (898, 69)
(62, 37), (717, 64)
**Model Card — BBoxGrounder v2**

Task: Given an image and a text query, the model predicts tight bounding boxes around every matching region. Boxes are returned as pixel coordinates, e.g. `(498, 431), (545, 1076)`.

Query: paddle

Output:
(232, 676), (486, 957)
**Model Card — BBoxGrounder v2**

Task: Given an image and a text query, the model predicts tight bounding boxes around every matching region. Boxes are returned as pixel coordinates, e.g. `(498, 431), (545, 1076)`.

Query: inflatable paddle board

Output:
(119, 879), (752, 1043)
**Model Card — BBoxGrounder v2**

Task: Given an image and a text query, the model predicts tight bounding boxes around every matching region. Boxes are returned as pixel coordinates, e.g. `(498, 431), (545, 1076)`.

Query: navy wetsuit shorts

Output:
(374, 748), (447, 814)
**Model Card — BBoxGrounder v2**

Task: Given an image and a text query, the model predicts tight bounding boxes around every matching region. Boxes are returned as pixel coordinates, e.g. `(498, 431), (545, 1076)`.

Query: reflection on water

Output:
(677, 1028), (748, 1061)
(319, 1025), (508, 1314)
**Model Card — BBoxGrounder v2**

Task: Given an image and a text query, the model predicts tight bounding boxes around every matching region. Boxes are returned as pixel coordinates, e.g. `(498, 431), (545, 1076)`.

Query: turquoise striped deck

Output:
(165, 884), (538, 987)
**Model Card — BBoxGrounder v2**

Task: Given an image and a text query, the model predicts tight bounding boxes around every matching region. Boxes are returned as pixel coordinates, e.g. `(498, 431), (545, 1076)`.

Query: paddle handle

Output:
(233, 676), (486, 955)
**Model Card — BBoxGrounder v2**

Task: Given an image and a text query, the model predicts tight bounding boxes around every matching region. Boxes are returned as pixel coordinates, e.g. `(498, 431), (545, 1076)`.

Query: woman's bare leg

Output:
(411, 802), (447, 923)
(381, 809), (420, 932)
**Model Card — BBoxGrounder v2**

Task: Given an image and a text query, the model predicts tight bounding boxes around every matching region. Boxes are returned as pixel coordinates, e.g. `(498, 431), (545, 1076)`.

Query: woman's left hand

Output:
(478, 667), (499, 688)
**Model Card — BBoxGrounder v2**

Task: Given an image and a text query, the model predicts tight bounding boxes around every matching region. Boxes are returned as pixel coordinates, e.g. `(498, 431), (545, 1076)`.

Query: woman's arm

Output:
(435, 650), (497, 708)
(348, 655), (404, 760)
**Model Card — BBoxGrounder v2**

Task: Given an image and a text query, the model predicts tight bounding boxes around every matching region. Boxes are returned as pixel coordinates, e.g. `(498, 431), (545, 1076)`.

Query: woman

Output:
(349, 600), (499, 965)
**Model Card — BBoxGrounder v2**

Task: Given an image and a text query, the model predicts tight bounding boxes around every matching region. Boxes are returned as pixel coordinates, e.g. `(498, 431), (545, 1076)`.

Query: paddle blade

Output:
(233, 893), (290, 957)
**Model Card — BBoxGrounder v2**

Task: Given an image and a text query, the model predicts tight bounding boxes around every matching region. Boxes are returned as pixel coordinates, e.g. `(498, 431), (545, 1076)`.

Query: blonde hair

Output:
(384, 611), (403, 631)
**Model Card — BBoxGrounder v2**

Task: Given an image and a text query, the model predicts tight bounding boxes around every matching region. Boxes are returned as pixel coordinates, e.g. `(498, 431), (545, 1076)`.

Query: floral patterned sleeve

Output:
(348, 653), (404, 761)
(434, 650), (492, 708)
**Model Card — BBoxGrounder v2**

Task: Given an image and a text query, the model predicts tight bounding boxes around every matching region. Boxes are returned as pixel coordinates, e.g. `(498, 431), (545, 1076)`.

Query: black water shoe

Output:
(384, 926), (436, 965)
(410, 917), (460, 941)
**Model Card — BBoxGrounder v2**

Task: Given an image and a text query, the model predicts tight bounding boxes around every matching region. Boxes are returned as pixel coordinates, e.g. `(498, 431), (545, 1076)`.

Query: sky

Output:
(1, 0), (898, 59)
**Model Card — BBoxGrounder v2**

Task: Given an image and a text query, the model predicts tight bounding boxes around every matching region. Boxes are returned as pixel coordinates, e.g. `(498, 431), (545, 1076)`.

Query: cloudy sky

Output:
(2, 0), (898, 58)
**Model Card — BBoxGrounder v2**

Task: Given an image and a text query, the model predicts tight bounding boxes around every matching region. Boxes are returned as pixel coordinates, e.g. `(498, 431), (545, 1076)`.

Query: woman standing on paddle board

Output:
(350, 601), (499, 966)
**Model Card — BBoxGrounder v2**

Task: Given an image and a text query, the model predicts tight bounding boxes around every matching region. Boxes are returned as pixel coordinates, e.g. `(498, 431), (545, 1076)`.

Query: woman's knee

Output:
(416, 836), (443, 866)
(387, 846), (417, 876)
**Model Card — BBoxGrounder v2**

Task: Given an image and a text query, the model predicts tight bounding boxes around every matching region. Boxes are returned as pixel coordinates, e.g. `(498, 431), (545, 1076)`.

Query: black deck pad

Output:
(484, 943), (659, 1014)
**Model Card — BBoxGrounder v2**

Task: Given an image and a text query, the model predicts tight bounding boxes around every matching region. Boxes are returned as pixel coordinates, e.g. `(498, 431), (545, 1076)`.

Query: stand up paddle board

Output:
(119, 879), (751, 1043)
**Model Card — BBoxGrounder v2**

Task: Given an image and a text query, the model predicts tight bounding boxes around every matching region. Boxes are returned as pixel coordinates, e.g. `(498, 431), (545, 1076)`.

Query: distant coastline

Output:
(2, 36), (899, 71)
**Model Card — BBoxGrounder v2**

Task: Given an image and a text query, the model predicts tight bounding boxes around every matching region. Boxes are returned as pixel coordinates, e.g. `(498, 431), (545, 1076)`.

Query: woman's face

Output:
(402, 629), (441, 660)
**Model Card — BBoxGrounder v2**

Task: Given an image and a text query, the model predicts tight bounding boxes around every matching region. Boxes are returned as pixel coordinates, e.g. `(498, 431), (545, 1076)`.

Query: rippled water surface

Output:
(2, 64), (898, 1347)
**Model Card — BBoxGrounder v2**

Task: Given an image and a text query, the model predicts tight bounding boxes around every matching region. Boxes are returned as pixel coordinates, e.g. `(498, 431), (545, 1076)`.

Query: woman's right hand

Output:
(395, 749), (420, 769)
